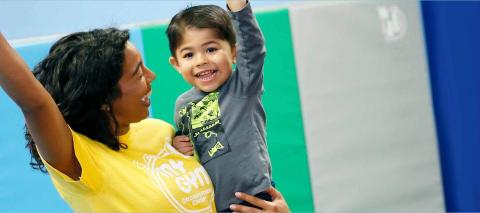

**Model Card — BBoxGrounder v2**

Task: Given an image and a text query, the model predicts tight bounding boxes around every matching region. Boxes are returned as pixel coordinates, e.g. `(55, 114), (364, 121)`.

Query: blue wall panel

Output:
(421, 2), (480, 211)
(0, 42), (71, 212)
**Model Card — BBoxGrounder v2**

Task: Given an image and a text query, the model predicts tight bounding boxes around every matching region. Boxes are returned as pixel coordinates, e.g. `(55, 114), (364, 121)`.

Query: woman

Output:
(0, 27), (289, 212)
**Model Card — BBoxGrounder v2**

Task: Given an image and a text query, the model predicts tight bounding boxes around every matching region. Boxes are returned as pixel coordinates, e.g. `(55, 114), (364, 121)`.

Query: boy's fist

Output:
(172, 135), (194, 156)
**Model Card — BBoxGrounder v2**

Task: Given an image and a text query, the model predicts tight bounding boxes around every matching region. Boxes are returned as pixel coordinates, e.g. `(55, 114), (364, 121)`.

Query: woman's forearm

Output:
(0, 33), (52, 112)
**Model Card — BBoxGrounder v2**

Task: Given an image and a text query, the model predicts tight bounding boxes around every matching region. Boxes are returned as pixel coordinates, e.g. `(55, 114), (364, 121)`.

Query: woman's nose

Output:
(146, 67), (156, 82)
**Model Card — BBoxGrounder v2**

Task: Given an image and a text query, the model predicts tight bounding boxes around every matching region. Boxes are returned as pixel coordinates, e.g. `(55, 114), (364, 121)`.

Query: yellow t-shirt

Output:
(42, 118), (216, 212)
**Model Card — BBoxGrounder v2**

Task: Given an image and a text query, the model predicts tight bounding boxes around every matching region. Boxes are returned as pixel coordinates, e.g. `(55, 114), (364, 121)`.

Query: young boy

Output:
(167, 0), (272, 211)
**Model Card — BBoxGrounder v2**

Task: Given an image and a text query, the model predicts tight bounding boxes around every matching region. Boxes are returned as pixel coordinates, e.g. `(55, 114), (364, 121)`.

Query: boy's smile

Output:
(195, 69), (217, 82)
(170, 27), (236, 92)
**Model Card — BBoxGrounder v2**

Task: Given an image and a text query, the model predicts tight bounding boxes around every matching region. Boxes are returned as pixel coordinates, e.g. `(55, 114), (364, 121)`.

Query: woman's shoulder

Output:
(132, 118), (174, 133)
(136, 118), (171, 126)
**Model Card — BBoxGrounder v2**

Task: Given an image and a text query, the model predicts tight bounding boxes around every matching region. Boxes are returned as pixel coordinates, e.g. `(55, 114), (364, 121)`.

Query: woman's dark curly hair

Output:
(25, 28), (130, 173)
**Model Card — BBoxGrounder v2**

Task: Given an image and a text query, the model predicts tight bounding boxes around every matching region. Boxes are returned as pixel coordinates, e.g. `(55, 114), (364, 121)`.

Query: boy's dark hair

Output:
(166, 4), (236, 57)
(25, 28), (130, 173)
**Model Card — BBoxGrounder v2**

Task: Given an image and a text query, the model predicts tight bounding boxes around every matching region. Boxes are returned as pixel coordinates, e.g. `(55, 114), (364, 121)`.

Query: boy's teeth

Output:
(199, 72), (216, 81)
(196, 70), (213, 77)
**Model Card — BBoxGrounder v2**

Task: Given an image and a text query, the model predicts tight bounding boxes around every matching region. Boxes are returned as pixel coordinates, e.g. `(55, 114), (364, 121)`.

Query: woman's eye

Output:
(138, 64), (144, 75)
(137, 69), (144, 79)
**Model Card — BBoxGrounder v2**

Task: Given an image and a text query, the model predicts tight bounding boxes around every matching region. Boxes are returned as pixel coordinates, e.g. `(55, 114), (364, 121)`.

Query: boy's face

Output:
(169, 27), (236, 92)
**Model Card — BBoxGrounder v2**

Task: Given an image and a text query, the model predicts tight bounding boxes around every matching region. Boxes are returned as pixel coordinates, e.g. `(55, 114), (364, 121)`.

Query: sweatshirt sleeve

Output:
(226, 2), (266, 96)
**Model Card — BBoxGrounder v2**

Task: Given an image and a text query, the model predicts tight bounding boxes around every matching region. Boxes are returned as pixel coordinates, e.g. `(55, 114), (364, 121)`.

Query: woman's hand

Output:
(172, 135), (194, 156)
(230, 187), (291, 213)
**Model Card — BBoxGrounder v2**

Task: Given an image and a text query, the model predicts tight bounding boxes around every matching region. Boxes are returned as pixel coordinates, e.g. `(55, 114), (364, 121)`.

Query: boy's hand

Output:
(173, 135), (194, 156)
(227, 0), (247, 12)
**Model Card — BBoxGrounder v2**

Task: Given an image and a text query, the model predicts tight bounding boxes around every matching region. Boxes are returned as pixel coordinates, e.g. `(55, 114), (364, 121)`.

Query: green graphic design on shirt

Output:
(177, 92), (231, 164)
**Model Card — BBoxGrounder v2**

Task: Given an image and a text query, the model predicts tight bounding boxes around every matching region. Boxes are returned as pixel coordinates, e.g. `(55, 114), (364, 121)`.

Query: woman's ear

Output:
(100, 104), (110, 112)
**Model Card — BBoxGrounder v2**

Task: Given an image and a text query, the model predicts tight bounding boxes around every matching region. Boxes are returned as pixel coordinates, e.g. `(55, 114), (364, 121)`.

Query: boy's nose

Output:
(195, 53), (208, 66)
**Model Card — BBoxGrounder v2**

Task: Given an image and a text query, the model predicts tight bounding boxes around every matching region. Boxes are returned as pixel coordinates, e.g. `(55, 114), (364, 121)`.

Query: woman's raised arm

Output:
(0, 33), (79, 179)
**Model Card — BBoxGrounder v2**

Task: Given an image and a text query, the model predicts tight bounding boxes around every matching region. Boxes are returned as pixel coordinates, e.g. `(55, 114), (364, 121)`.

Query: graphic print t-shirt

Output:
(41, 119), (216, 213)
(177, 92), (231, 165)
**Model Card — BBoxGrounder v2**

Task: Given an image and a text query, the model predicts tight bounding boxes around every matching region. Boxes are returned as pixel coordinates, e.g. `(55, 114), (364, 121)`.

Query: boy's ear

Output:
(169, 56), (180, 72)
(232, 46), (237, 64)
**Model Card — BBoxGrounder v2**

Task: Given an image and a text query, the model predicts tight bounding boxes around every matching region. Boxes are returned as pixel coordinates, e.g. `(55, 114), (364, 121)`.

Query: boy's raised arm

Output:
(227, 0), (266, 95)
(0, 33), (79, 179)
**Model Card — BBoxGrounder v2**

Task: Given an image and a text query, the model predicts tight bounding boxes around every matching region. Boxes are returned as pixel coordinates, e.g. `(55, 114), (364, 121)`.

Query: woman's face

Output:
(111, 41), (156, 131)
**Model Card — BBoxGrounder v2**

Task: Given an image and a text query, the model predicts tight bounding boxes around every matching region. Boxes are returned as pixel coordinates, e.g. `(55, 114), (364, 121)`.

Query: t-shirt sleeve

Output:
(174, 96), (183, 130)
(41, 127), (104, 193)
(174, 93), (192, 136)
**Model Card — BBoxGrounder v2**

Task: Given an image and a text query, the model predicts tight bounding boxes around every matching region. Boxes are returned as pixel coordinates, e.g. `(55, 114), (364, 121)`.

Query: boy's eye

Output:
(183, 53), (194, 59)
(206, 47), (217, 53)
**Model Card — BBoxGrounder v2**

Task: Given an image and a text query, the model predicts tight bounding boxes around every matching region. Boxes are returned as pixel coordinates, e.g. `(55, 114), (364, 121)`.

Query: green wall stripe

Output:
(142, 25), (191, 124)
(256, 9), (314, 212)
(141, 8), (314, 212)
